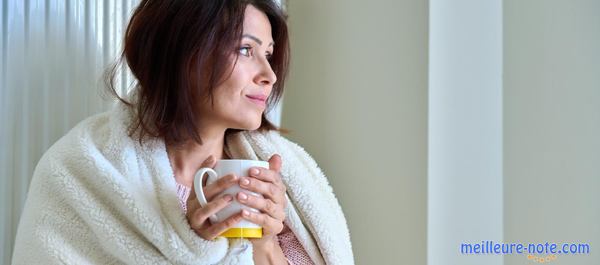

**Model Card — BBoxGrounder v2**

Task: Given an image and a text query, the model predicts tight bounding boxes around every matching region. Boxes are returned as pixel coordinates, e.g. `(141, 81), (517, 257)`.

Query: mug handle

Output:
(193, 167), (219, 223)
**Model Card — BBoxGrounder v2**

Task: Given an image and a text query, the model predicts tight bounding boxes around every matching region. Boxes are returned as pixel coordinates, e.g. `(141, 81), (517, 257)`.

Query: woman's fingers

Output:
(268, 154), (282, 173)
(239, 176), (285, 204)
(203, 213), (245, 240)
(237, 192), (285, 221)
(187, 175), (239, 222)
(246, 166), (283, 186)
(203, 173), (239, 201)
(188, 194), (233, 230)
(186, 184), (201, 214)
(241, 210), (284, 235)
(188, 155), (288, 240)
(243, 155), (287, 206)
(187, 195), (247, 241)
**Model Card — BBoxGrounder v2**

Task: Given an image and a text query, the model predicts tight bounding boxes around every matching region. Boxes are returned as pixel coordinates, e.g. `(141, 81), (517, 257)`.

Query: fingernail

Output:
(250, 168), (259, 176)
(239, 192), (248, 201)
(242, 210), (250, 216)
(240, 177), (250, 186)
(229, 174), (238, 181)
(224, 195), (233, 202)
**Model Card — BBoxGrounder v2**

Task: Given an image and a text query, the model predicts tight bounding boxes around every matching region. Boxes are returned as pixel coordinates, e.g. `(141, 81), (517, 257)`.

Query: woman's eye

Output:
(239, 46), (252, 57)
(266, 52), (273, 61)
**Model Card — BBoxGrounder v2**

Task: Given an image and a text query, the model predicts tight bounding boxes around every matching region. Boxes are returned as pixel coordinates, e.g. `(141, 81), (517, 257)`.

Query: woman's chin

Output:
(232, 119), (262, 131)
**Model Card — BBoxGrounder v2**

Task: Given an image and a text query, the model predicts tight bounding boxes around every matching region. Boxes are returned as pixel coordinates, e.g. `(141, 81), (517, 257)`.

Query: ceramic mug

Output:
(194, 159), (269, 238)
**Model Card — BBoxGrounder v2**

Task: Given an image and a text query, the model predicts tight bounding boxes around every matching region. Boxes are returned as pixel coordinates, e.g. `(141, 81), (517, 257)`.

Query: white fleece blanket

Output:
(12, 103), (354, 265)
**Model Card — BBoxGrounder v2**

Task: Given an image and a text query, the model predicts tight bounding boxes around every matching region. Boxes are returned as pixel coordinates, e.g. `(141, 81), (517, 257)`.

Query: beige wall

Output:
(504, 0), (600, 264)
(283, 0), (599, 264)
(283, 0), (428, 264)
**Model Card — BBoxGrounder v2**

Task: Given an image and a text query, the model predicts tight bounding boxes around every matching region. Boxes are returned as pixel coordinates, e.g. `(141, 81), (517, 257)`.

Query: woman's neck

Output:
(166, 128), (228, 187)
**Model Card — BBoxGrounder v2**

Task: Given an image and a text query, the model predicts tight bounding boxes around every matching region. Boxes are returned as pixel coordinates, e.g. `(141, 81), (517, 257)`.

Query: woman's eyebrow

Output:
(242, 34), (274, 47)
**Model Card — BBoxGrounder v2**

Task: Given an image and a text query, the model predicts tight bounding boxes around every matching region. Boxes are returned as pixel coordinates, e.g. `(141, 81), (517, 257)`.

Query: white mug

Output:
(193, 159), (269, 238)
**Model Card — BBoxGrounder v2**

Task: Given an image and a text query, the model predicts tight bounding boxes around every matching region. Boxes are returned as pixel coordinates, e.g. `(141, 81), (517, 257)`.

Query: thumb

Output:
(269, 154), (282, 172)
(201, 155), (216, 168)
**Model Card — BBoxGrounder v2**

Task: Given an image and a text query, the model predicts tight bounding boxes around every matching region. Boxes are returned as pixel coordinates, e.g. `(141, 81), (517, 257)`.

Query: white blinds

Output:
(0, 0), (138, 263)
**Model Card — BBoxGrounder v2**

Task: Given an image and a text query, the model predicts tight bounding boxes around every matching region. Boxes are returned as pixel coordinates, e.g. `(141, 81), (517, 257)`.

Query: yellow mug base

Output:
(220, 228), (263, 238)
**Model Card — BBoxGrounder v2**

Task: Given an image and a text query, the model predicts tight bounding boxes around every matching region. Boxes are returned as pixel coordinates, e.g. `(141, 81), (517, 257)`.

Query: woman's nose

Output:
(254, 58), (277, 86)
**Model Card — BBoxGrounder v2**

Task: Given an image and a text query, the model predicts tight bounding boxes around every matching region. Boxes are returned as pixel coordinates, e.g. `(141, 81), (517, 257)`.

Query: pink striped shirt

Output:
(175, 183), (314, 265)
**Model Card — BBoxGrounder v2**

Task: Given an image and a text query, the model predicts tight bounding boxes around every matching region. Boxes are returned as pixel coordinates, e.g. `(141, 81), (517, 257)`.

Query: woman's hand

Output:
(185, 156), (244, 241)
(236, 154), (288, 247)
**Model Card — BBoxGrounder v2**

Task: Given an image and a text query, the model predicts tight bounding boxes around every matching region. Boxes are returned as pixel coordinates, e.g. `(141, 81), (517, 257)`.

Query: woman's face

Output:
(199, 5), (277, 131)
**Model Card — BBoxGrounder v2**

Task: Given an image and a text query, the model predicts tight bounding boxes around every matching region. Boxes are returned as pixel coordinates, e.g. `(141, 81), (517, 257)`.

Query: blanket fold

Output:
(12, 103), (353, 265)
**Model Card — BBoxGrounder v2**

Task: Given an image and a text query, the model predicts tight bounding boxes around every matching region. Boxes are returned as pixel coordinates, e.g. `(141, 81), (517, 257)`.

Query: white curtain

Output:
(0, 0), (138, 263)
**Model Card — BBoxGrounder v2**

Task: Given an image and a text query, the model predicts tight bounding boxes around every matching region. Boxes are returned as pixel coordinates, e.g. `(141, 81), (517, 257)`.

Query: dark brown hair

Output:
(106, 0), (289, 145)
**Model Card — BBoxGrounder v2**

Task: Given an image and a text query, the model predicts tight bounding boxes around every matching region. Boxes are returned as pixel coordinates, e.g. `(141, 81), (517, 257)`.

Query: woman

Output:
(12, 0), (352, 264)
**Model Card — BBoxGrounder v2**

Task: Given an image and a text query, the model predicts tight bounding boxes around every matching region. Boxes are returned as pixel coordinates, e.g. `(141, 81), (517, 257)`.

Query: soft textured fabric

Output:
(278, 225), (315, 265)
(176, 182), (192, 213)
(175, 183), (315, 265)
(12, 102), (354, 265)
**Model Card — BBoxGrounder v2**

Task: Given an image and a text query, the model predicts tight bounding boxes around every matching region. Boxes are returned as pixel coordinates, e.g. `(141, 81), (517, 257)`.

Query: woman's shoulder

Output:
(37, 105), (135, 175)
(42, 111), (111, 158)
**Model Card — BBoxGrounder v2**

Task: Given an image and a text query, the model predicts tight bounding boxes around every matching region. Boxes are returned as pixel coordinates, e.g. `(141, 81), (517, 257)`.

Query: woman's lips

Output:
(246, 95), (267, 107)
